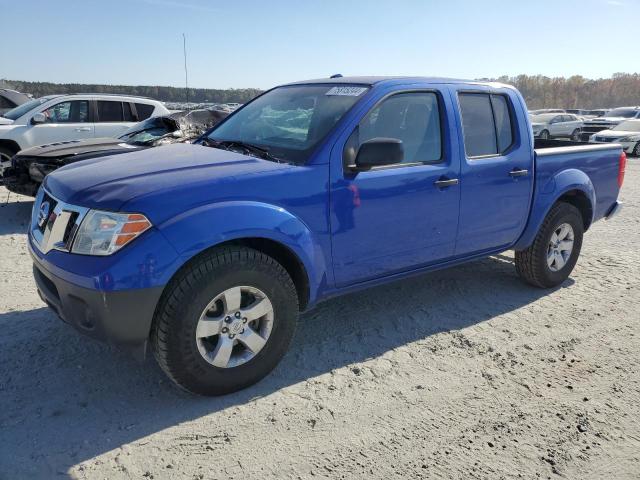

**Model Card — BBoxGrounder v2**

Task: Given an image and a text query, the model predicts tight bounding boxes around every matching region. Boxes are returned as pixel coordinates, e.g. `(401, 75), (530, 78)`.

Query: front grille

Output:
(582, 122), (616, 134)
(37, 191), (58, 234)
(595, 136), (617, 143)
(30, 188), (89, 254)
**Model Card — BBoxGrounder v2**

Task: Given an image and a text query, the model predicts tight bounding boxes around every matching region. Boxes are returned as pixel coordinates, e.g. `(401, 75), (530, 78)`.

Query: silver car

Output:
(530, 113), (583, 140)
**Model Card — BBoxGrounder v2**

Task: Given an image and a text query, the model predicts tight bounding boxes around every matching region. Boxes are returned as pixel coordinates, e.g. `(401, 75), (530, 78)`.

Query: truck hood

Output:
(44, 143), (294, 214)
(18, 137), (134, 160)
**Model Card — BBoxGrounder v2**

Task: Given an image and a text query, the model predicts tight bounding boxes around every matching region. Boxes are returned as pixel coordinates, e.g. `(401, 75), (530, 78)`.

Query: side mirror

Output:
(31, 113), (46, 125)
(354, 138), (403, 169)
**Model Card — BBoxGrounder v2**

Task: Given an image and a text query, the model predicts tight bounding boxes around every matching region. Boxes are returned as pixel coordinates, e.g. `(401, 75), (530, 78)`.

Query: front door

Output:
(453, 90), (534, 255)
(29, 100), (94, 147)
(330, 90), (461, 287)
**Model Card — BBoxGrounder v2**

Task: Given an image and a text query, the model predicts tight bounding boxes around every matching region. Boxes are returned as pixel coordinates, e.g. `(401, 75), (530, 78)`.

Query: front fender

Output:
(513, 168), (595, 250)
(157, 201), (328, 305)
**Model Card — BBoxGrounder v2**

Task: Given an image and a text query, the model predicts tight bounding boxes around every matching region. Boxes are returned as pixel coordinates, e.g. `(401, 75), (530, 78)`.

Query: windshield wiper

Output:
(202, 138), (286, 163)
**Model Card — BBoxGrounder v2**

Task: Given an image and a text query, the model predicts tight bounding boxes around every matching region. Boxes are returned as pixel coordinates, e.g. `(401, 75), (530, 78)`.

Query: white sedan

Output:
(530, 113), (583, 140)
(589, 119), (640, 156)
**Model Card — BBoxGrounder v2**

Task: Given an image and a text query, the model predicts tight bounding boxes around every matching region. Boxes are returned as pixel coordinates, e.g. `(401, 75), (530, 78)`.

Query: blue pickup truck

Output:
(29, 77), (625, 395)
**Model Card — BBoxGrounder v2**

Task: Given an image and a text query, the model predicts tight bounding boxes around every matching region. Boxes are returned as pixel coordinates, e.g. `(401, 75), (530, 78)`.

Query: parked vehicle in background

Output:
(529, 108), (566, 115)
(0, 94), (169, 166)
(566, 109), (588, 117)
(2, 109), (229, 196)
(580, 107), (640, 141)
(589, 119), (640, 156)
(530, 113), (583, 140)
(583, 109), (610, 119)
(0, 88), (31, 115)
(28, 76), (624, 395)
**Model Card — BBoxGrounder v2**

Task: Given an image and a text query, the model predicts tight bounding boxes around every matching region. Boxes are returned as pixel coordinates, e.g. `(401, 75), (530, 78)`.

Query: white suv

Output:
(0, 94), (169, 165)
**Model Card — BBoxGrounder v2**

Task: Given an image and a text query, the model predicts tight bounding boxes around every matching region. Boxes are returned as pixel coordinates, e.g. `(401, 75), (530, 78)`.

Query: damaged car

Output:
(2, 108), (228, 196)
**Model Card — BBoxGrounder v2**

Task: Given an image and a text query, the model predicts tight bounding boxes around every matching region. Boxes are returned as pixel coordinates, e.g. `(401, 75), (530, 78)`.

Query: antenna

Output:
(183, 33), (189, 109)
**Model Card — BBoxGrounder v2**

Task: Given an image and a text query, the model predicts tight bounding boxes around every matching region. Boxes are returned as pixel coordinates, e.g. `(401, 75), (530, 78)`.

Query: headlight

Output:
(618, 136), (640, 142)
(72, 210), (152, 256)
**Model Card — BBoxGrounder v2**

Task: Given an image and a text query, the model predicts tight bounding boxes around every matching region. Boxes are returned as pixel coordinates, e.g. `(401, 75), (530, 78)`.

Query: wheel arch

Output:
(0, 139), (21, 155)
(514, 168), (595, 250)
(156, 201), (329, 311)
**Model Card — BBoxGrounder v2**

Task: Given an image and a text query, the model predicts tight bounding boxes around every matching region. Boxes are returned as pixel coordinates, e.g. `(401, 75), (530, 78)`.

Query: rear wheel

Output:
(152, 246), (299, 395)
(633, 141), (640, 157)
(539, 130), (550, 140)
(515, 202), (584, 288)
(571, 129), (581, 141)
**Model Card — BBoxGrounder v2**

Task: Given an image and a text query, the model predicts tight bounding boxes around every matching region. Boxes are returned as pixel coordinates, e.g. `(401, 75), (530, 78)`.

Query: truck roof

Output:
(285, 76), (512, 88)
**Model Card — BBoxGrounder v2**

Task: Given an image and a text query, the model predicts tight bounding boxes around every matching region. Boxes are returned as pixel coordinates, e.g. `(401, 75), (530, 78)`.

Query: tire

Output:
(152, 246), (299, 396)
(515, 202), (584, 288)
(571, 129), (581, 141)
(633, 142), (640, 157)
(539, 130), (550, 140)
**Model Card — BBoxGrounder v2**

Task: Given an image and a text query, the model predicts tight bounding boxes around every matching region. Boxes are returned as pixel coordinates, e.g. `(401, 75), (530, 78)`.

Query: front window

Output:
(605, 108), (639, 118)
(613, 121), (640, 132)
(1, 97), (49, 120)
(206, 84), (369, 164)
(42, 101), (89, 123)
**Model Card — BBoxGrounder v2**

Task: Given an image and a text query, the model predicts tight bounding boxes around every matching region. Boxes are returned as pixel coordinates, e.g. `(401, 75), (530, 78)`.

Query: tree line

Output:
(486, 73), (640, 109)
(2, 73), (640, 108)
(0, 79), (262, 104)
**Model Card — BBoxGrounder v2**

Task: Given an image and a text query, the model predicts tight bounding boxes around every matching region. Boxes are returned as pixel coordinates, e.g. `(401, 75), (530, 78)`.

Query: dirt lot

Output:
(1, 161), (639, 480)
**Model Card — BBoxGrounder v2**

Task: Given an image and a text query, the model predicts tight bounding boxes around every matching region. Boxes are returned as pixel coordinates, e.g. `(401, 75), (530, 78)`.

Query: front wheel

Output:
(152, 246), (299, 395)
(539, 130), (550, 140)
(515, 202), (584, 288)
(633, 141), (640, 157)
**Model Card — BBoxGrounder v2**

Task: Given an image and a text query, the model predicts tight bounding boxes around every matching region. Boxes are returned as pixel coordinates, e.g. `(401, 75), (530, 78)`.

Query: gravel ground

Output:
(0, 160), (639, 480)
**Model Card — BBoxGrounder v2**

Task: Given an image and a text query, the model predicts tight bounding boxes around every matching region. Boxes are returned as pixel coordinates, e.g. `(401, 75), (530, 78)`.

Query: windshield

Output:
(613, 120), (640, 132)
(206, 84), (369, 164)
(1, 97), (50, 120)
(118, 116), (178, 144)
(605, 108), (639, 118)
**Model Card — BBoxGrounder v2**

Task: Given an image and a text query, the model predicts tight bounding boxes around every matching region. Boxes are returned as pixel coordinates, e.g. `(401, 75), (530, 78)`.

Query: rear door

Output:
(28, 99), (93, 147)
(94, 100), (138, 138)
(330, 87), (461, 286)
(452, 88), (534, 255)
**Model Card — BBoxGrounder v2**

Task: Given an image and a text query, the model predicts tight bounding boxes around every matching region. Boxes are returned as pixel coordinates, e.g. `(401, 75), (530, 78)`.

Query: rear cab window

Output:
(458, 92), (514, 158)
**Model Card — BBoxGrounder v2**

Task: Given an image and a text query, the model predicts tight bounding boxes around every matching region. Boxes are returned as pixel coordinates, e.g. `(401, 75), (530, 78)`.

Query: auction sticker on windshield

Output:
(326, 86), (368, 96)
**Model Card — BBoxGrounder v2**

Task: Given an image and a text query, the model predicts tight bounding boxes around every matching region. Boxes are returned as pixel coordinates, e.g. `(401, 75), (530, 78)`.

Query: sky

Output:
(1, 0), (638, 89)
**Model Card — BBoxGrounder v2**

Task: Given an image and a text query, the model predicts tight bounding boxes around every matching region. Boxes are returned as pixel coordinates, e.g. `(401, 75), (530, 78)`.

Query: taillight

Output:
(618, 151), (626, 188)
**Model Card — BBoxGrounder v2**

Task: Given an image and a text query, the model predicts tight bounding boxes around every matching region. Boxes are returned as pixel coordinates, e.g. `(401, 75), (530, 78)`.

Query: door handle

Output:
(74, 127), (91, 132)
(434, 178), (459, 188)
(509, 168), (529, 178)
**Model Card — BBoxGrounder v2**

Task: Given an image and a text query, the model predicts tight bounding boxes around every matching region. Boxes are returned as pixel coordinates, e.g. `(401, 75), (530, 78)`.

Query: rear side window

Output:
(458, 93), (514, 157)
(135, 103), (155, 120)
(491, 95), (513, 152)
(97, 101), (124, 122)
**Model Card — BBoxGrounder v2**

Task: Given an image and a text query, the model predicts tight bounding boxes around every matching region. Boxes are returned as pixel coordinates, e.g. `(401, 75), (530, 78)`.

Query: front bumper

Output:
(30, 242), (163, 355)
